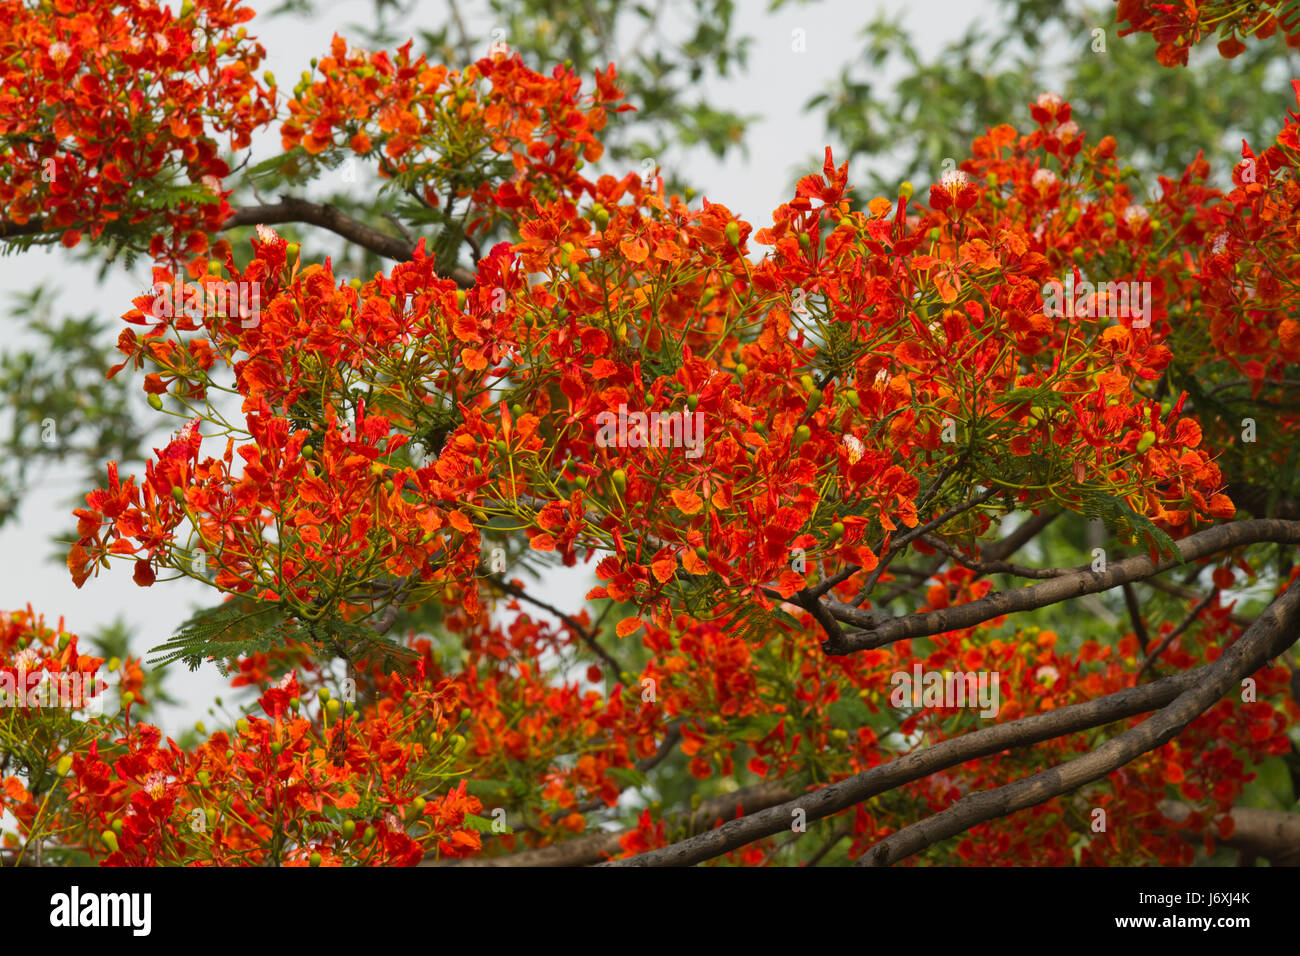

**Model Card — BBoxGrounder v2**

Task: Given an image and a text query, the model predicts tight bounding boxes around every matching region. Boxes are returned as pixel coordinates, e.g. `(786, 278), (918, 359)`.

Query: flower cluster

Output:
(0, 0), (277, 260)
(1114, 0), (1300, 64)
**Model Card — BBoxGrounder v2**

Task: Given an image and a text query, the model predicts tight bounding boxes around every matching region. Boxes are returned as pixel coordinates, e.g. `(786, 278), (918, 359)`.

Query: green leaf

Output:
(1239, 757), (1295, 811)
(462, 812), (507, 834)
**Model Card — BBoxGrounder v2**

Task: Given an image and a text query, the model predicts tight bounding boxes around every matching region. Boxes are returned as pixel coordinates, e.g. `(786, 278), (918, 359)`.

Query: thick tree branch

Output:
(824, 519), (1300, 654)
(433, 779), (796, 867)
(4, 201), (479, 286)
(1214, 807), (1300, 866)
(605, 666), (1208, 866)
(223, 198), (477, 286)
(855, 580), (1300, 866)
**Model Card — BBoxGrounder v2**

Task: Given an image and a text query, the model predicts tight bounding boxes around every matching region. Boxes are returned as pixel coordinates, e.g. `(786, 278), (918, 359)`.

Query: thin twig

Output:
(1136, 588), (1219, 682)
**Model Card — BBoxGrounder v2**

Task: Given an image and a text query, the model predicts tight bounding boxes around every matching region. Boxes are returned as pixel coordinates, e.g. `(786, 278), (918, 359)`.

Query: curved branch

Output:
(222, 197), (477, 286)
(4, 199), (478, 287)
(604, 666), (1208, 866)
(433, 779), (795, 867)
(486, 573), (625, 675)
(856, 579), (1300, 866)
(824, 519), (1300, 654)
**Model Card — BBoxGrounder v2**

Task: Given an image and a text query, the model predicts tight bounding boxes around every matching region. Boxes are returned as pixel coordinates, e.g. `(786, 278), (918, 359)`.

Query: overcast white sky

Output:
(0, 0), (1003, 731)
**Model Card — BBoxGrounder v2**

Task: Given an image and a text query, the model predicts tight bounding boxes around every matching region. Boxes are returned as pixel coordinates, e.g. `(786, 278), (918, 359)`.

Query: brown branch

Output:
(980, 509), (1061, 561)
(535, 724), (684, 820)
(845, 486), (1000, 612)
(1121, 582), (1149, 654)
(919, 533), (1072, 580)
(1215, 807), (1300, 866)
(433, 779), (796, 867)
(855, 579), (1300, 866)
(1136, 588), (1218, 682)
(1145, 577), (1254, 628)
(825, 519), (1300, 655)
(0, 218), (49, 239)
(604, 665), (1210, 866)
(222, 197), (477, 286)
(486, 574), (624, 675)
(4, 200), (479, 287)
(805, 823), (851, 867)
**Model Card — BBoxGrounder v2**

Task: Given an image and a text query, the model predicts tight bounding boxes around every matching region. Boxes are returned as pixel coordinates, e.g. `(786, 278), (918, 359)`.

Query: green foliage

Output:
(0, 286), (145, 529)
(810, 0), (1296, 197)
(148, 596), (417, 673)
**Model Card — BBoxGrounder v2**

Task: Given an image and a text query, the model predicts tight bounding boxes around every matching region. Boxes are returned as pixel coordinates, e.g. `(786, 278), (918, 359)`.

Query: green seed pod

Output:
(148, 393), (164, 411)
(611, 469), (627, 494)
